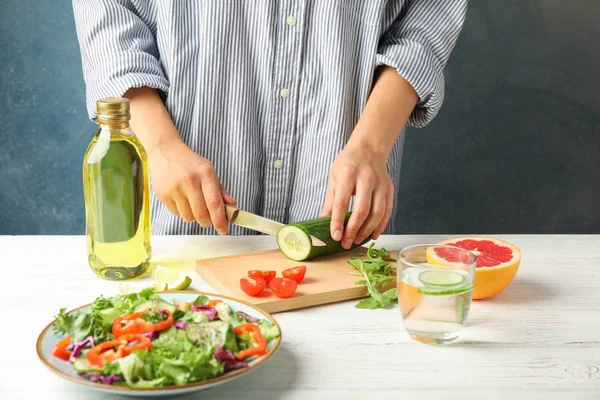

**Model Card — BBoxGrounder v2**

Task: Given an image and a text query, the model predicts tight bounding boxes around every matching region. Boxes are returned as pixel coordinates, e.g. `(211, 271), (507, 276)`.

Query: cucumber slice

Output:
(418, 270), (465, 288)
(134, 299), (175, 313)
(418, 283), (474, 296)
(276, 212), (370, 261)
(72, 358), (103, 373)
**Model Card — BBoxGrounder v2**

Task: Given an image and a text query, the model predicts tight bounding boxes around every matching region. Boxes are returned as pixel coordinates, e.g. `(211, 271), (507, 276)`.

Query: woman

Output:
(72, 1), (467, 249)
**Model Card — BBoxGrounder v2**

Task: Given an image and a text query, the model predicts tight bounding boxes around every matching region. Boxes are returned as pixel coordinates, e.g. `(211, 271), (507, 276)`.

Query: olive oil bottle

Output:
(82, 97), (151, 280)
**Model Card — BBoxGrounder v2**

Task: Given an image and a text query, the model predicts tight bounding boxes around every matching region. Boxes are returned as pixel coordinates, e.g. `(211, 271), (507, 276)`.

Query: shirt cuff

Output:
(376, 39), (445, 128)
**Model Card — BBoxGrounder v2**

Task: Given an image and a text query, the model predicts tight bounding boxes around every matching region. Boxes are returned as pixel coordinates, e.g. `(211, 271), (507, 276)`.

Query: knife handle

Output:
(225, 204), (239, 222)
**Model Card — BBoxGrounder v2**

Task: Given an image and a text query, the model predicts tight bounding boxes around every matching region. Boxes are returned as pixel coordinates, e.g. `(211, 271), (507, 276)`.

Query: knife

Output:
(225, 205), (326, 247)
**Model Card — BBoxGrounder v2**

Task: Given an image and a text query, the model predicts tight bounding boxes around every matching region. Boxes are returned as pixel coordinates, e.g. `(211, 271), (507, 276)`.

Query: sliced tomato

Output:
(248, 270), (276, 284)
(282, 266), (307, 283)
(51, 336), (72, 361)
(269, 278), (298, 298)
(240, 276), (266, 296)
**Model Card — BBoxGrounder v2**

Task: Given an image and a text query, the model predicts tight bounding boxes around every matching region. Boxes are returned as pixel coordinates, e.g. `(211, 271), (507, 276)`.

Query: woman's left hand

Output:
(320, 142), (394, 249)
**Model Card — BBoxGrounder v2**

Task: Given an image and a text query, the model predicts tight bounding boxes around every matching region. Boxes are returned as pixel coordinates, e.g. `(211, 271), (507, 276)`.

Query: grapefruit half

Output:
(426, 237), (521, 300)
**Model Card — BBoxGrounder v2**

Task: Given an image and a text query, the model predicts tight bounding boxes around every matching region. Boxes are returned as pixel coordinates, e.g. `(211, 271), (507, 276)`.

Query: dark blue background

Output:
(1, 1), (598, 234)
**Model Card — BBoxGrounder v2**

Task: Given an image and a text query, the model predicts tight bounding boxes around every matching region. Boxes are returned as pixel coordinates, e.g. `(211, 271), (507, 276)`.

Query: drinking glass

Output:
(397, 244), (476, 344)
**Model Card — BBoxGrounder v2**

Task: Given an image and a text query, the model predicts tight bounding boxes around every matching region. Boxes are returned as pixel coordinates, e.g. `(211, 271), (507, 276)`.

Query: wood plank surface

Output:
(3, 234), (599, 400)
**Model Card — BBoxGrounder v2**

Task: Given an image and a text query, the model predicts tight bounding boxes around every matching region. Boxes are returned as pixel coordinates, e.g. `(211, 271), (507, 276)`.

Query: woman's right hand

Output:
(123, 86), (236, 235)
(148, 140), (236, 235)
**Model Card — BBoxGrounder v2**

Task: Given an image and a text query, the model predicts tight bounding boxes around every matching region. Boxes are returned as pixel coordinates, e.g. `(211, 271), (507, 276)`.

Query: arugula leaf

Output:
(355, 297), (379, 309)
(348, 242), (397, 309)
(383, 288), (398, 301)
(173, 309), (186, 320)
(141, 311), (168, 324)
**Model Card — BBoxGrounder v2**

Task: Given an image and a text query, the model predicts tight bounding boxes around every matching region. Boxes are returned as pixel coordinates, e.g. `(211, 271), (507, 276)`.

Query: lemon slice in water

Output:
(155, 265), (192, 290)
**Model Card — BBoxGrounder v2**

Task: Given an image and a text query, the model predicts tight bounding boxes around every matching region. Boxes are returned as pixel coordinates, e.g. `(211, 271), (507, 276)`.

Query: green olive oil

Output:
(82, 97), (151, 280)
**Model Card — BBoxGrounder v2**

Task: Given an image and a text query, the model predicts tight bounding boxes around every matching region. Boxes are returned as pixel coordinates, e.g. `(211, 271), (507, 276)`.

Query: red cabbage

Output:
(141, 331), (158, 340)
(214, 346), (247, 372)
(174, 321), (187, 329)
(86, 373), (122, 385)
(237, 311), (260, 323)
(69, 336), (95, 363)
(191, 305), (218, 321)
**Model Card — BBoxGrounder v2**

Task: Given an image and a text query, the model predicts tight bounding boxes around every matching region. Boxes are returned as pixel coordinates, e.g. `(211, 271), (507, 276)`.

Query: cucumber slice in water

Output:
(418, 270), (466, 288)
(418, 283), (474, 296)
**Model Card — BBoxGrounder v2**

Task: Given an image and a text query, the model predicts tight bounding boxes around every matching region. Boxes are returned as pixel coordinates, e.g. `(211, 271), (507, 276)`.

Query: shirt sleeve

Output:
(376, 0), (468, 128)
(72, 0), (169, 121)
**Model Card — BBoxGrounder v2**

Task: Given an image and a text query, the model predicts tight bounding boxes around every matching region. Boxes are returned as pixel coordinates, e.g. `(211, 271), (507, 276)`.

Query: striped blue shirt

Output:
(72, 0), (467, 235)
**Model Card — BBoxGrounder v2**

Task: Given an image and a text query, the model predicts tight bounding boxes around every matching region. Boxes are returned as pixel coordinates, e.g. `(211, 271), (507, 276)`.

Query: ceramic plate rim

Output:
(36, 290), (282, 393)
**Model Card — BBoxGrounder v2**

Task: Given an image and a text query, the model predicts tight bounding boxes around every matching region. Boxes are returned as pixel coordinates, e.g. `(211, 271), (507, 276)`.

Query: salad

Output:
(50, 288), (280, 388)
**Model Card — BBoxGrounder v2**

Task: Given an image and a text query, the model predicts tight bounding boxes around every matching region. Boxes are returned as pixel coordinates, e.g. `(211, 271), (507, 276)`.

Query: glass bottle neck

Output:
(98, 121), (130, 131)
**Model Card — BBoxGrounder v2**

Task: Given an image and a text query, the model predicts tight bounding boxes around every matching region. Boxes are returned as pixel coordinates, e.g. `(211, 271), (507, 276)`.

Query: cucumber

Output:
(418, 270), (465, 288)
(418, 283), (474, 296)
(134, 299), (175, 313)
(73, 358), (103, 373)
(276, 212), (370, 261)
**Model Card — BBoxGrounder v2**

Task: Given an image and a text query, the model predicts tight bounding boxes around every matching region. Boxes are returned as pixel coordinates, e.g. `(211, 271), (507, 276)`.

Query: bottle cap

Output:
(96, 97), (130, 126)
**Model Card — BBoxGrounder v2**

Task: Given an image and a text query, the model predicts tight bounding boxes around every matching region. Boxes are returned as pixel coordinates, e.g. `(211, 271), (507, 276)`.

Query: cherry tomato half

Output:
(282, 266), (307, 283)
(248, 270), (276, 284)
(269, 278), (298, 298)
(240, 276), (266, 296)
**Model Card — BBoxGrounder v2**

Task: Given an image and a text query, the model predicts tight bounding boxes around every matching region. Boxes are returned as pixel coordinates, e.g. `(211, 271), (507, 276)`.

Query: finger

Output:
(319, 179), (336, 217)
(220, 186), (237, 206)
(354, 184), (386, 244)
(330, 169), (356, 242)
(372, 181), (395, 240)
(187, 185), (211, 228)
(341, 178), (373, 249)
(173, 192), (195, 223)
(162, 197), (180, 217)
(201, 167), (228, 235)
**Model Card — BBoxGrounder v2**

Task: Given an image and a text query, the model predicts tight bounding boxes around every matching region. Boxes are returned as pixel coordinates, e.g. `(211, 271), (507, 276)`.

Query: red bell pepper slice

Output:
(208, 299), (223, 307)
(86, 339), (124, 368)
(86, 334), (152, 368)
(112, 309), (173, 337)
(51, 336), (72, 361)
(115, 333), (152, 356)
(234, 323), (267, 360)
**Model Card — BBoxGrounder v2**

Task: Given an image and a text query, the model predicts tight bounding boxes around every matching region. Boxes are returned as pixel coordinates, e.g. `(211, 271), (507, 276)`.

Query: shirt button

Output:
(280, 88), (291, 98)
(286, 16), (297, 26)
(274, 159), (284, 169)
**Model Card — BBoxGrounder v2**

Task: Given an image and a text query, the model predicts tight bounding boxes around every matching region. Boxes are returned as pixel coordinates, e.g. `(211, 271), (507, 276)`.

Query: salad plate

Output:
(36, 290), (282, 397)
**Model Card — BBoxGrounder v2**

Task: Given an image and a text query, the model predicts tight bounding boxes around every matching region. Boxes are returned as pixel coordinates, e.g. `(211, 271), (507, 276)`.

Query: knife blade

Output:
(225, 205), (326, 247)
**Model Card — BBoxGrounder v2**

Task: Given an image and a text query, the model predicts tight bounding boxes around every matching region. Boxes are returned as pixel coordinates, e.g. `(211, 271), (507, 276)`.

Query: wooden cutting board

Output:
(196, 246), (398, 313)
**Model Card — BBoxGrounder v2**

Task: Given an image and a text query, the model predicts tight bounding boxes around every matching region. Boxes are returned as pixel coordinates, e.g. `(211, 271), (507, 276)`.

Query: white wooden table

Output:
(3, 234), (600, 399)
